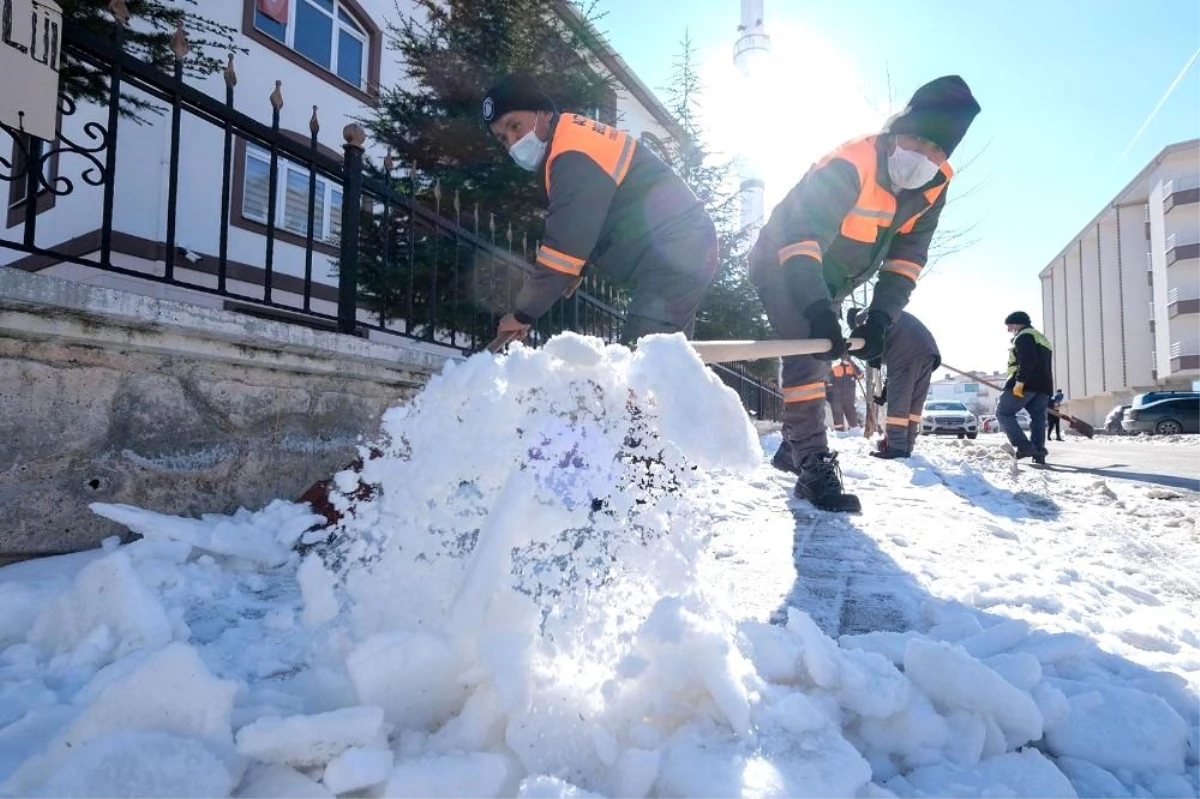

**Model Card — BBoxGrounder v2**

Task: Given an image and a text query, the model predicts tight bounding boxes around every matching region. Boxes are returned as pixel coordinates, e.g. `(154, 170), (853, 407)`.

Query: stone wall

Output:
(0, 270), (456, 562)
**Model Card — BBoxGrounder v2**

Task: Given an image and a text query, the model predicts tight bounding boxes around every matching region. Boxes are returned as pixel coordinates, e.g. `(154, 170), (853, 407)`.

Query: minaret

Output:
(733, 0), (769, 239)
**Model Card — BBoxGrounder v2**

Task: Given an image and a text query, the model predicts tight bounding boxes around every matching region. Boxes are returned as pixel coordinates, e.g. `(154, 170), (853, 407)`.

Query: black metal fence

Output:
(0, 13), (781, 420)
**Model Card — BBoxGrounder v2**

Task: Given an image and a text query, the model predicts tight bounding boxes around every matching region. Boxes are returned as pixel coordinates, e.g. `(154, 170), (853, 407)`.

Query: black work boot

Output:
(870, 447), (910, 460)
(794, 450), (862, 513)
(771, 440), (798, 474)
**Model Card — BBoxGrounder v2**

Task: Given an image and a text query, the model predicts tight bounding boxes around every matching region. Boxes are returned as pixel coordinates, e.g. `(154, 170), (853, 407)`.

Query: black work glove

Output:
(874, 381), (887, 406)
(932, 354), (941, 371)
(803, 300), (846, 361)
(848, 310), (890, 362)
(868, 356), (882, 370)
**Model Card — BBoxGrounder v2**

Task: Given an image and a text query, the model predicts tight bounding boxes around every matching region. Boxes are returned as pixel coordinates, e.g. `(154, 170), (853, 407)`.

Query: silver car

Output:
(922, 400), (979, 439)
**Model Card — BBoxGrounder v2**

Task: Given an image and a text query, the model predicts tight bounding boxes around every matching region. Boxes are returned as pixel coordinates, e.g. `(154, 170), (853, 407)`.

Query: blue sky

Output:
(596, 0), (1200, 375)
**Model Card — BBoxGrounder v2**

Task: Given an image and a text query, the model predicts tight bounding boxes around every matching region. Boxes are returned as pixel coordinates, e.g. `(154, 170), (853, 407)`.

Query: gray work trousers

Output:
(883, 355), (936, 453)
(828, 386), (859, 430)
(751, 261), (840, 465)
(998, 390), (1049, 455)
(615, 215), (719, 345)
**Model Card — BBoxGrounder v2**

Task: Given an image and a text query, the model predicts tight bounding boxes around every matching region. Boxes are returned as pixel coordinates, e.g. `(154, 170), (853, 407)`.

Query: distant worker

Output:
(1047, 388), (1065, 441)
(755, 75), (982, 511)
(827, 355), (863, 431)
(851, 308), (941, 459)
(998, 311), (1053, 464)
(482, 73), (718, 346)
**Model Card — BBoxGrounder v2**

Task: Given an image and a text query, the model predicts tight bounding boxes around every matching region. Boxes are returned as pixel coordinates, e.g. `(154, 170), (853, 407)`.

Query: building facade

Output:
(2, 0), (687, 341)
(927, 372), (1009, 416)
(1038, 139), (1199, 426)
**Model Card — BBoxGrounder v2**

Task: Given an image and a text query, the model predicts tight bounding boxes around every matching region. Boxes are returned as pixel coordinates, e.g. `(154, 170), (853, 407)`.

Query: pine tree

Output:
(58, 0), (240, 122)
(355, 0), (617, 340)
(660, 33), (775, 382)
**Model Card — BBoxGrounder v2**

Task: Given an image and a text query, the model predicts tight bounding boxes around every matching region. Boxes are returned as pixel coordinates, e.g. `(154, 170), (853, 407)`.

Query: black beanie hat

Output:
(482, 73), (556, 124)
(1005, 311), (1032, 326)
(883, 75), (981, 158)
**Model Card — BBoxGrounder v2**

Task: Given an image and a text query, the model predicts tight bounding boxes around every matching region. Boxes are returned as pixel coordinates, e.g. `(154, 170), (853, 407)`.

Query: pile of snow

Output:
(0, 333), (1195, 798)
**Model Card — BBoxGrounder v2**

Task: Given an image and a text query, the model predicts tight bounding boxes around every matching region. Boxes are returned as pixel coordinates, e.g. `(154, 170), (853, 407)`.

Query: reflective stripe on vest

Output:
(816, 136), (953, 244)
(1007, 327), (1053, 376)
(543, 113), (635, 194)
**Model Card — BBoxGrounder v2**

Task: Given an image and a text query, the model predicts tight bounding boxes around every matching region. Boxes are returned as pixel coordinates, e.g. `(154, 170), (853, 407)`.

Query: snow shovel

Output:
(940, 363), (1095, 439)
(486, 334), (866, 363)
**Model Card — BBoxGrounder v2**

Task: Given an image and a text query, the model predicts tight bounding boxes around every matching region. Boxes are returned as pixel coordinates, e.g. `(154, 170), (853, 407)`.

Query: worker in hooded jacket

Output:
(755, 75), (981, 513)
(482, 73), (718, 346)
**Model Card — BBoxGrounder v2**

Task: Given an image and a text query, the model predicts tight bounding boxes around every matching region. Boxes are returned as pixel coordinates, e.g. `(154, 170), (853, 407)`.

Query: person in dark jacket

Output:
(754, 75), (981, 512)
(1047, 388), (1065, 441)
(998, 311), (1054, 463)
(848, 308), (940, 459)
(482, 73), (718, 346)
(827, 355), (863, 431)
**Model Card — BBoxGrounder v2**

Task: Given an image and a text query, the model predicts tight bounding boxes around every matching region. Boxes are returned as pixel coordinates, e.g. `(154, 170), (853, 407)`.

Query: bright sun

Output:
(699, 23), (890, 215)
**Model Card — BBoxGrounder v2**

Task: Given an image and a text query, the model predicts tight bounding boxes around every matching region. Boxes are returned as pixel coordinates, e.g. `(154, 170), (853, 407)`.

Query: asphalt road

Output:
(975, 433), (1199, 492)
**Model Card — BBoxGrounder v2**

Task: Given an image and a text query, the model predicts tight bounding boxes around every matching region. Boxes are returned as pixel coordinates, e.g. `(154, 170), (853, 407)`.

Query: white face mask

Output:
(887, 145), (940, 190)
(509, 128), (547, 171)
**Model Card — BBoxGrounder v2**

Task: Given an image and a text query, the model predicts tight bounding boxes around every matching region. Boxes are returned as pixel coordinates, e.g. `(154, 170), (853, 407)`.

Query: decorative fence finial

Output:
(223, 54), (237, 88)
(342, 123), (367, 149)
(171, 20), (189, 61)
(108, 0), (130, 26)
(384, 148), (394, 173)
(270, 80), (283, 111)
(309, 105), (319, 134)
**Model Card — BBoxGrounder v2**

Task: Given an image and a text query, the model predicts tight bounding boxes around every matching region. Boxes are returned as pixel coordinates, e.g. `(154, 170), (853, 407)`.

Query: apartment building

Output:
(1038, 139), (1199, 426)
(927, 371), (1009, 415)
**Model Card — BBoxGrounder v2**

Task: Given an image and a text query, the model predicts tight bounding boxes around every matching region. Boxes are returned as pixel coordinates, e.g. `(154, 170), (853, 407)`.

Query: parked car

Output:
(1105, 404), (1131, 435)
(1122, 392), (1200, 435)
(921, 400), (979, 439)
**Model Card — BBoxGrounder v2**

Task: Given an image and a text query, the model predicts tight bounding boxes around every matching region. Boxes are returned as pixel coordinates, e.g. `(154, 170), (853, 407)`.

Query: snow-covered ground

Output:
(0, 334), (1196, 798)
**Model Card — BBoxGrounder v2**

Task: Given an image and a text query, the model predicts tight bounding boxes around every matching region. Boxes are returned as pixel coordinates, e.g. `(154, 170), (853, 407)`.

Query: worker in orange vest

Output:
(758, 75), (981, 512)
(482, 73), (718, 346)
(826, 355), (862, 432)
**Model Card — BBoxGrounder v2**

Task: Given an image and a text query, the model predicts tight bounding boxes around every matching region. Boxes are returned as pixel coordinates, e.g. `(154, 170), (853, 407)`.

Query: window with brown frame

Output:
(230, 133), (345, 254)
(243, 0), (382, 103)
(6, 134), (59, 229)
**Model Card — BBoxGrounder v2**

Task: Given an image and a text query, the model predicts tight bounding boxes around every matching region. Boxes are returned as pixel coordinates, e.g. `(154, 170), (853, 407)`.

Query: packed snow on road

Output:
(1, 334), (1196, 798)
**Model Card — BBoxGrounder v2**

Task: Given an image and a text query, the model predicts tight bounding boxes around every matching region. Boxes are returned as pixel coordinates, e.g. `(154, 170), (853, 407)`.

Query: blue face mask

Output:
(509, 129), (547, 171)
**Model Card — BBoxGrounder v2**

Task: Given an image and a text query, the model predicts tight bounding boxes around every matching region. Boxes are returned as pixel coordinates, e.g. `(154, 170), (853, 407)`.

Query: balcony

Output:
(1163, 177), (1200, 214)
(1167, 287), (1200, 318)
(1169, 341), (1200, 372)
(1165, 233), (1200, 266)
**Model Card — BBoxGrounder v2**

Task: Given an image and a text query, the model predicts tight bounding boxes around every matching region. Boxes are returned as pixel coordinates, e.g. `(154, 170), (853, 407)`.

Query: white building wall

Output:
(1065, 244), (1086, 400)
(1079, 229), (1103, 398)
(1116, 202), (1155, 390)
(1097, 213), (1124, 395)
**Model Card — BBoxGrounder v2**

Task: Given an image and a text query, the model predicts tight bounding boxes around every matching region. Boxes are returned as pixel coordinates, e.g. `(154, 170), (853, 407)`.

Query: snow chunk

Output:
(27, 730), (234, 799)
(2, 642), (237, 795)
(347, 631), (469, 731)
(381, 752), (509, 798)
(1055, 756), (1132, 798)
(903, 638), (1043, 749)
(235, 764), (332, 798)
(320, 746), (393, 795)
(1044, 680), (1189, 774)
(235, 706), (387, 769)
(627, 333), (760, 472)
(891, 748), (1076, 798)
(297, 554), (339, 628)
(517, 774), (604, 798)
(91, 500), (321, 567)
(27, 552), (171, 662)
